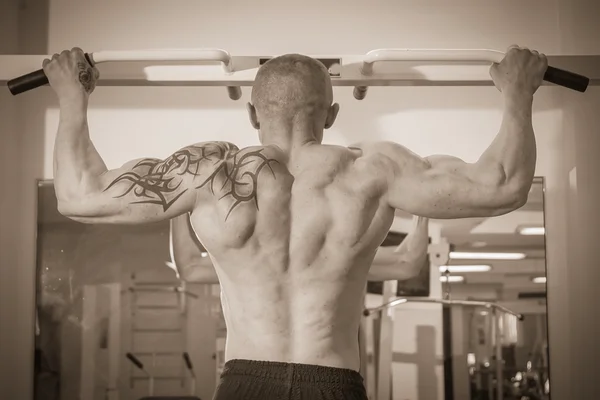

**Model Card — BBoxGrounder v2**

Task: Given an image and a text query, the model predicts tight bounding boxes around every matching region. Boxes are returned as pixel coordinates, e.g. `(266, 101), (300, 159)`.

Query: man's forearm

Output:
(369, 216), (429, 281)
(393, 216), (429, 258)
(477, 92), (536, 197)
(54, 97), (108, 203)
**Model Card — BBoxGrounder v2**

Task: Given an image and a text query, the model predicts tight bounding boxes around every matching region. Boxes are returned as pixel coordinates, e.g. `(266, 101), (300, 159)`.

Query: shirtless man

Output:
(169, 213), (430, 284)
(44, 45), (545, 399)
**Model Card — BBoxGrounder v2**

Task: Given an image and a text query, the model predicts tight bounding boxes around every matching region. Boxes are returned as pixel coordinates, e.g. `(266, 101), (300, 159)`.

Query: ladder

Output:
(126, 271), (198, 398)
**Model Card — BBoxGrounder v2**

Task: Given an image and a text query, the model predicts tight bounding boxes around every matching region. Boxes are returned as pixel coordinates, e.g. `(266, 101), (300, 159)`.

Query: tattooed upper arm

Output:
(60, 141), (238, 224)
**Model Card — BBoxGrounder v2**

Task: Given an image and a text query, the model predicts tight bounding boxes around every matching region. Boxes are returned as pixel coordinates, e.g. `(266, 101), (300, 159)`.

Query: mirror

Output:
(440, 177), (548, 400)
(34, 181), (225, 400)
(34, 178), (548, 400)
(359, 178), (547, 400)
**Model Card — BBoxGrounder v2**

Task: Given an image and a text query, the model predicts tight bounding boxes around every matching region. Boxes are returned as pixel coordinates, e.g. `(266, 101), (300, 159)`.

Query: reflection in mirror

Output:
(34, 178), (547, 400)
(35, 179), (433, 400)
(440, 178), (548, 400)
(359, 178), (548, 400)
(34, 180), (225, 400)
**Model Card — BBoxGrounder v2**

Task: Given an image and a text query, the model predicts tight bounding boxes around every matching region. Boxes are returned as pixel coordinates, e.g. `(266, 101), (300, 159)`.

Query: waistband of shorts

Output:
(221, 359), (364, 385)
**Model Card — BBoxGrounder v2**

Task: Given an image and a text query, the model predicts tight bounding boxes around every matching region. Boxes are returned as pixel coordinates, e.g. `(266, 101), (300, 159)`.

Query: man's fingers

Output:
(489, 62), (500, 75)
(70, 47), (90, 64)
(539, 53), (548, 68)
(42, 58), (51, 68)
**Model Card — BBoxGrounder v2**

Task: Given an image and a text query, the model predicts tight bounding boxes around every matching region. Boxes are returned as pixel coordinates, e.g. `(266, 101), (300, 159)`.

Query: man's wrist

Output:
(59, 92), (88, 110)
(502, 90), (534, 120)
(59, 94), (88, 124)
(502, 89), (534, 108)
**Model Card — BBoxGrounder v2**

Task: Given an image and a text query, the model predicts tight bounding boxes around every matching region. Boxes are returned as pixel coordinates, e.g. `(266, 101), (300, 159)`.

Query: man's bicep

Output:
(390, 155), (517, 218)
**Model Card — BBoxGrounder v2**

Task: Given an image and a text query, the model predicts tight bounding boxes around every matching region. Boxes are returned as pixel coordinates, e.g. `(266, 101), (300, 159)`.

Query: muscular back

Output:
(189, 142), (395, 369)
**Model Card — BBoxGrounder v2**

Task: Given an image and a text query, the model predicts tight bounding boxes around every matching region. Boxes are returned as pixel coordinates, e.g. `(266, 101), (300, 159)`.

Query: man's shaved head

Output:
(247, 54), (340, 145)
(251, 54), (334, 120)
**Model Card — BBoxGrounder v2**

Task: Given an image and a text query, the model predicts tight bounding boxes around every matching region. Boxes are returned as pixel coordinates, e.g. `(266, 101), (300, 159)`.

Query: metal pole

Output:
(494, 308), (503, 400)
(149, 353), (156, 396)
(376, 280), (397, 400)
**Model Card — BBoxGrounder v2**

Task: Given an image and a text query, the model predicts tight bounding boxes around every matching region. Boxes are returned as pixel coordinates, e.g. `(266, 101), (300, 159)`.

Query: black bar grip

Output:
(126, 352), (144, 370)
(544, 65), (589, 93)
(7, 69), (48, 95)
(182, 352), (194, 370)
(8, 53), (94, 96)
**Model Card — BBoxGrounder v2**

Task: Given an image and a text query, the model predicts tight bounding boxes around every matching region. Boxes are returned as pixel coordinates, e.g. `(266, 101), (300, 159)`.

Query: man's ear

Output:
(324, 103), (340, 129)
(246, 102), (260, 130)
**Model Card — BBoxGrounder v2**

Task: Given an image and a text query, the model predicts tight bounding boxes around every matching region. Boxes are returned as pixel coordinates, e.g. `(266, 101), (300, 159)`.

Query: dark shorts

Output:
(213, 359), (368, 400)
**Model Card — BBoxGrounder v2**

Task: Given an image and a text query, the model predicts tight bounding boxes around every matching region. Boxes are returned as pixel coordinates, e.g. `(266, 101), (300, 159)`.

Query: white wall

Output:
(47, 0), (561, 56)
(0, 1), (25, 399)
(41, 3), (567, 400)
(1, 1), (49, 398)
(553, 1), (600, 399)
(4, 0), (599, 398)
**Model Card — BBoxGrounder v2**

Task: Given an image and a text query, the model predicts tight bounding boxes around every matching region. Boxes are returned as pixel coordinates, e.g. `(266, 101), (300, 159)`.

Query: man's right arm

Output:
(357, 47), (546, 219)
(169, 213), (219, 284)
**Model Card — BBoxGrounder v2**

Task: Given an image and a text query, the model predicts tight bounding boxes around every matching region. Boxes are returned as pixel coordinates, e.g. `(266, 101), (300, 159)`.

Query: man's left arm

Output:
(367, 216), (429, 281)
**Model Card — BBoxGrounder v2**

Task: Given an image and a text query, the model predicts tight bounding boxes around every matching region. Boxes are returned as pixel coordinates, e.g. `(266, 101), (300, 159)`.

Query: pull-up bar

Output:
(5, 47), (591, 96)
(8, 48), (243, 99)
(353, 48), (589, 99)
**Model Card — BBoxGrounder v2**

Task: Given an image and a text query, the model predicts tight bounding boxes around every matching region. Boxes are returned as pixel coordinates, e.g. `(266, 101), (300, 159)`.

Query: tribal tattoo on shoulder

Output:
(103, 142), (280, 220)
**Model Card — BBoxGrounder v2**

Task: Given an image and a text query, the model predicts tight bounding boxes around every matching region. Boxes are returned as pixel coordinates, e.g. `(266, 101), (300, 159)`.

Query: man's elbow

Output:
(57, 200), (89, 223)
(477, 163), (530, 212)
(494, 184), (529, 216)
(512, 188), (529, 209)
(403, 256), (427, 280)
(369, 257), (425, 282)
(57, 200), (108, 224)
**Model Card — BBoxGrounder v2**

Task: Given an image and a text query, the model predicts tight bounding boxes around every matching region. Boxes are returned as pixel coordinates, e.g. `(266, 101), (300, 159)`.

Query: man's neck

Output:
(259, 119), (321, 154)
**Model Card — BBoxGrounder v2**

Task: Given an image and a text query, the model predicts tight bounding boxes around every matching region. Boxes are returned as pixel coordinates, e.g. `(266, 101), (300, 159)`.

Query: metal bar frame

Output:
(362, 237), (522, 400)
(364, 300), (520, 400)
(365, 297), (524, 321)
(361, 240), (449, 400)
